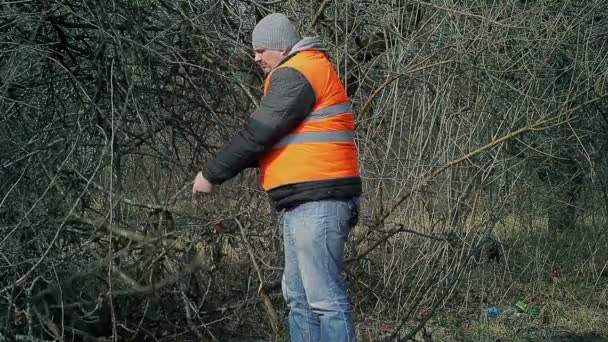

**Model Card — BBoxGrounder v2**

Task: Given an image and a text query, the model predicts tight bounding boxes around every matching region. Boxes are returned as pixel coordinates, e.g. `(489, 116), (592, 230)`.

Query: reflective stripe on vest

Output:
(273, 130), (354, 148)
(304, 101), (352, 122)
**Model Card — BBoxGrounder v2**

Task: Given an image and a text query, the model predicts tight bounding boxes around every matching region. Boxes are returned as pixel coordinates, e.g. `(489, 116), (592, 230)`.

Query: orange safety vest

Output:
(258, 50), (360, 191)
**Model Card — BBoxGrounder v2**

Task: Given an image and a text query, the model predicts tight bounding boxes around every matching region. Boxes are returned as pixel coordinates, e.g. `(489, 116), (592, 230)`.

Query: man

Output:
(192, 13), (361, 342)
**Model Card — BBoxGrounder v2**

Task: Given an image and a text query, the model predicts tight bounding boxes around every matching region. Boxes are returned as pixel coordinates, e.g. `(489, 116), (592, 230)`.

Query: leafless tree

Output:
(1, 0), (607, 340)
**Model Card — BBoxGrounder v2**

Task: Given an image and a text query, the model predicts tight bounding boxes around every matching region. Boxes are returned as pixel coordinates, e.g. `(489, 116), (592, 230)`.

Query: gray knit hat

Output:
(252, 13), (300, 50)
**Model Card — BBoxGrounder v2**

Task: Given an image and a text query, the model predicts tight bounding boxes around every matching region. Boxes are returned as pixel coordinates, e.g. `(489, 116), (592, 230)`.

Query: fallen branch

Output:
(235, 218), (279, 335)
(109, 254), (207, 297)
(346, 224), (447, 263)
(67, 213), (182, 249)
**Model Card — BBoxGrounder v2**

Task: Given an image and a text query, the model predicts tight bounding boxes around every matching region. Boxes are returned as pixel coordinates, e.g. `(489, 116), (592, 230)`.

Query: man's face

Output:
(254, 48), (288, 74)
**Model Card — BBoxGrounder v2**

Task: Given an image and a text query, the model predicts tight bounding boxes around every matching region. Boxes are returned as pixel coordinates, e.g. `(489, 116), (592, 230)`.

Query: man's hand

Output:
(192, 171), (215, 194)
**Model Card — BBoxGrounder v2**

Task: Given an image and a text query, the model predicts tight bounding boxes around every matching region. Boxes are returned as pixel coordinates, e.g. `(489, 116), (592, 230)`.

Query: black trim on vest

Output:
(268, 177), (362, 210)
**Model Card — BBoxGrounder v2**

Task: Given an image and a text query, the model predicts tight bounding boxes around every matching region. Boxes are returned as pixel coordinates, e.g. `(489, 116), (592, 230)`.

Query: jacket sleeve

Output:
(202, 67), (316, 185)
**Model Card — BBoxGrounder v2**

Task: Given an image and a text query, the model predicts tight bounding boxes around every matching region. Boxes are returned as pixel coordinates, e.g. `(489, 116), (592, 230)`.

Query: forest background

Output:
(1, 0), (608, 341)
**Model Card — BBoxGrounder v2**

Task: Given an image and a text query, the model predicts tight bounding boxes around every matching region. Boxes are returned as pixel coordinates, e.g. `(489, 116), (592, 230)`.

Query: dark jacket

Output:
(202, 37), (361, 210)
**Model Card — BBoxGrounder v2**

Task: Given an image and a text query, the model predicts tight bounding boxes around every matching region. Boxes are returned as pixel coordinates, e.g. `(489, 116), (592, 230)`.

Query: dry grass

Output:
(350, 217), (608, 341)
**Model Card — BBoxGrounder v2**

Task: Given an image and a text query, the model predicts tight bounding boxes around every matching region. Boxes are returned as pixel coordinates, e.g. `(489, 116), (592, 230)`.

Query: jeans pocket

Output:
(348, 197), (360, 228)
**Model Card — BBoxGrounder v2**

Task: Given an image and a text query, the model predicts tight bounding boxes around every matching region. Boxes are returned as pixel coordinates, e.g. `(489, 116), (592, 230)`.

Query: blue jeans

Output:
(281, 197), (359, 342)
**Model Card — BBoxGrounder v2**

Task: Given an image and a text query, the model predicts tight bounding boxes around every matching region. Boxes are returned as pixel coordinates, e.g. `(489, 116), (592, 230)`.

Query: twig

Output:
(109, 257), (206, 297)
(0, 333), (49, 342)
(0, 140), (83, 294)
(26, 276), (41, 337)
(359, 57), (453, 119)
(199, 291), (284, 316)
(429, 118), (558, 178)
(311, 0), (331, 27)
(231, 71), (259, 107)
(73, 172), (183, 212)
(415, 0), (525, 28)
(235, 218), (279, 335)
(181, 291), (209, 342)
(346, 224), (446, 263)
(379, 116), (565, 225)
(67, 213), (181, 249)
(392, 238), (492, 342)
